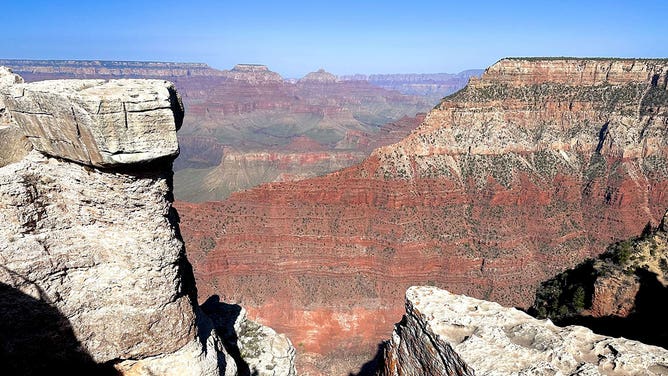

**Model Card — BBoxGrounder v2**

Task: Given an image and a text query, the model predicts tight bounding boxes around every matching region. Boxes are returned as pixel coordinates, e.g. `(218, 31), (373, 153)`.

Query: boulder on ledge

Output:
(380, 286), (668, 376)
(3, 79), (184, 168)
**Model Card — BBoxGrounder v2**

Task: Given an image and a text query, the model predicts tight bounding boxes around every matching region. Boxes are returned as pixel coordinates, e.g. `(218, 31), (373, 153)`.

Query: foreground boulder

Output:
(0, 74), (235, 375)
(3, 78), (183, 167)
(202, 296), (297, 376)
(380, 286), (668, 375)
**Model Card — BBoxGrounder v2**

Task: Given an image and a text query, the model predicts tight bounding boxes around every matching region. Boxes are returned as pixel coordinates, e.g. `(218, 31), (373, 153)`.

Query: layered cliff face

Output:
(175, 148), (367, 202)
(0, 59), (225, 80)
(381, 286), (668, 375)
(177, 58), (668, 374)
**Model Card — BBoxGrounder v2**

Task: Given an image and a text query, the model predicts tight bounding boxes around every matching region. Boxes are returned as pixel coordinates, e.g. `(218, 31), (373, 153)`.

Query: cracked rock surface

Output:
(202, 297), (297, 376)
(3, 78), (183, 167)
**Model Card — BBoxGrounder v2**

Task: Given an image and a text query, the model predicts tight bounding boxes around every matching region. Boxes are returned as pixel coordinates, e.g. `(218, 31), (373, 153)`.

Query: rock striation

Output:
(177, 58), (668, 373)
(380, 286), (668, 376)
(175, 148), (367, 202)
(0, 72), (242, 375)
(3, 79), (183, 167)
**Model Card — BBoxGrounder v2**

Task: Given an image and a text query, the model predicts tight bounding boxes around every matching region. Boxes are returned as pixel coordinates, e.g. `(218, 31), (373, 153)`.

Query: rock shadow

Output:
(0, 280), (118, 375)
(555, 269), (668, 348)
(201, 295), (255, 376)
(349, 342), (385, 376)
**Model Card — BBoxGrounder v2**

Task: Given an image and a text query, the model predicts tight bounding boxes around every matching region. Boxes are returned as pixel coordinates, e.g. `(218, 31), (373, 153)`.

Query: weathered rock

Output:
(589, 273), (640, 317)
(0, 150), (232, 375)
(0, 77), (237, 374)
(3, 78), (183, 167)
(381, 295), (473, 376)
(531, 212), (668, 347)
(380, 286), (668, 376)
(0, 67), (31, 167)
(0, 66), (23, 87)
(202, 297), (297, 376)
(0, 124), (32, 167)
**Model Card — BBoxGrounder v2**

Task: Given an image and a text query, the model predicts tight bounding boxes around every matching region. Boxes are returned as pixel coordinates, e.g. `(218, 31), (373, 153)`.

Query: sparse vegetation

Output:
(199, 236), (216, 253)
(531, 216), (668, 323)
(605, 239), (634, 266)
(531, 259), (597, 319)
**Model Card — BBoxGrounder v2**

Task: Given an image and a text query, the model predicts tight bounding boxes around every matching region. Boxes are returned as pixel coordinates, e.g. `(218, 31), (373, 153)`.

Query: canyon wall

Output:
(0, 59), (225, 80)
(380, 286), (668, 375)
(177, 58), (668, 374)
(174, 114), (425, 202)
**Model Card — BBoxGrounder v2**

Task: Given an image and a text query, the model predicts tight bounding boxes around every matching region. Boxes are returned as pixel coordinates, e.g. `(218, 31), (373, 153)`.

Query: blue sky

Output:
(2, 0), (667, 77)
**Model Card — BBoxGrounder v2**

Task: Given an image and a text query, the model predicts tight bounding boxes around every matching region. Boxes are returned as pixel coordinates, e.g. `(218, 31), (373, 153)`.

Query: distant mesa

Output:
(230, 64), (271, 72)
(299, 69), (339, 83)
(222, 64), (283, 83)
(340, 69), (484, 98)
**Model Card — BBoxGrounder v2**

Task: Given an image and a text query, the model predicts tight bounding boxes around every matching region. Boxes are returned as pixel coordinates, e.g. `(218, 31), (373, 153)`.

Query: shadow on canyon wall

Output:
(201, 295), (256, 376)
(349, 342), (385, 376)
(0, 278), (118, 376)
(555, 269), (668, 349)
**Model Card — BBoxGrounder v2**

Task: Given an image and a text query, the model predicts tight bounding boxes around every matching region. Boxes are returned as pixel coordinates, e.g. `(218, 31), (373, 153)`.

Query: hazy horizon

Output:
(2, 0), (667, 77)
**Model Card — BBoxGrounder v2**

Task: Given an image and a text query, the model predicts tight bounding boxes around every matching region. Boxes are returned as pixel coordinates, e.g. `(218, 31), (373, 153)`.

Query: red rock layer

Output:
(177, 58), (668, 374)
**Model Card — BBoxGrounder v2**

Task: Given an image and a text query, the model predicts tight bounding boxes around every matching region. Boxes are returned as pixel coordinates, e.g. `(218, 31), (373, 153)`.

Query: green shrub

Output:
(572, 286), (586, 312)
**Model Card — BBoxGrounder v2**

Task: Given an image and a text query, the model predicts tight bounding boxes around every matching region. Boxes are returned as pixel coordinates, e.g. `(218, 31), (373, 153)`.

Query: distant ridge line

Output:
(500, 56), (668, 62)
(0, 59), (211, 68)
